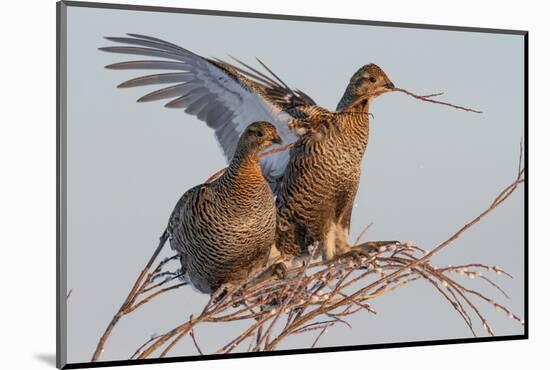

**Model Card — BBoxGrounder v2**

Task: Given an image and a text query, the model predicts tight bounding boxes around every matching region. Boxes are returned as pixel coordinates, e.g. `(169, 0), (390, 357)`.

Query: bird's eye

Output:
(369, 77), (376, 83)
(256, 130), (264, 138)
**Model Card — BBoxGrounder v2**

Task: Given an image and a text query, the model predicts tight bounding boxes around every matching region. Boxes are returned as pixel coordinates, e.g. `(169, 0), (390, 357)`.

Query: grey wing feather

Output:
(101, 34), (304, 185)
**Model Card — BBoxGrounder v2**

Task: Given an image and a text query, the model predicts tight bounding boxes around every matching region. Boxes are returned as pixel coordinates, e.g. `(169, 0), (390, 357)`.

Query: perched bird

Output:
(167, 121), (282, 294)
(276, 64), (395, 260)
(100, 34), (395, 260)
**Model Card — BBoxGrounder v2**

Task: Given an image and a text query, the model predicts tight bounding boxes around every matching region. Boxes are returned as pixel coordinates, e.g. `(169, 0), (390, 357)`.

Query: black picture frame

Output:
(57, 1), (528, 368)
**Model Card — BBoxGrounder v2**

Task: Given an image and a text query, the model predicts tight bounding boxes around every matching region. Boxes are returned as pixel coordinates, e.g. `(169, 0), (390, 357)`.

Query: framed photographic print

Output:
(57, 1), (527, 368)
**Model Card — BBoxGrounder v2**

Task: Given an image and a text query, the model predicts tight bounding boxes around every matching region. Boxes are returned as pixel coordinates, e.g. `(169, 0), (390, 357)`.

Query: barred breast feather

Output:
(167, 122), (281, 294)
(276, 112), (370, 261)
(101, 35), (395, 262)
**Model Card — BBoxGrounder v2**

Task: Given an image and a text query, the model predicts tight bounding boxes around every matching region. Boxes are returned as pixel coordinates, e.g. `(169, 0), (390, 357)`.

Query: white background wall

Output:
(0, 0), (546, 369)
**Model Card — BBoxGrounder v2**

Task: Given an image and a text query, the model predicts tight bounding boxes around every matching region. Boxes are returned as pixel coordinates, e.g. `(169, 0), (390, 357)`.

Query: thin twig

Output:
(353, 222), (374, 245)
(189, 317), (203, 355)
(91, 230), (169, 362)
(392, 88), (483, 113)
(103, 144), (524, 359)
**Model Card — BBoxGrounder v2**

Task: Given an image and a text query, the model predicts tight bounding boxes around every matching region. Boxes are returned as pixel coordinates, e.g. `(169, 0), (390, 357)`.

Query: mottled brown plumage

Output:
(167, 122), (282, 294)
(276, 65), (395, 260)
(100, 35), (395, 261)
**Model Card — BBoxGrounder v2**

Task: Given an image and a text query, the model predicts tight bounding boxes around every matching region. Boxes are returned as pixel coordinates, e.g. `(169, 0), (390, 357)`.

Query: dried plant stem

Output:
(189, 325), (203, 355)
(205, 87), (481, 184)
(392, 88), (483, 113)
(91, 231), (170, 362)
(93, 142), (524, 360)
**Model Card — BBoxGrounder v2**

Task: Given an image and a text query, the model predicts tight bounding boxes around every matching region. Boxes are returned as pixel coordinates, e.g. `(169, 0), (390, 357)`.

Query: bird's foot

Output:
(347, 240), (402, 270)
(329, 249), (371, 267)
(327, 241), (400, 269)
(349, 240), (402, 257)
(358, 240), (401, 251)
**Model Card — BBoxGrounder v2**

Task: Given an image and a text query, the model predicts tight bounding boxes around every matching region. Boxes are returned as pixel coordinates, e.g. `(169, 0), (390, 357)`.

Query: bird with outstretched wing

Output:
(100, 34), (396, 261)
(100, 34), (317, 191)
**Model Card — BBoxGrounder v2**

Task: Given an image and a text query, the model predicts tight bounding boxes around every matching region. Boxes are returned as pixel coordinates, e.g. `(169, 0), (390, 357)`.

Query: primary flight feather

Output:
(101, 34), (395, 260)
(101, 33), (315, 191)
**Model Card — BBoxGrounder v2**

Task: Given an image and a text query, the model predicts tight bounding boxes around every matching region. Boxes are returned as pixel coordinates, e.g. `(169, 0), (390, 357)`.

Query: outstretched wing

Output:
(100, 33), (316, 187)
(219, 55), (317, 112)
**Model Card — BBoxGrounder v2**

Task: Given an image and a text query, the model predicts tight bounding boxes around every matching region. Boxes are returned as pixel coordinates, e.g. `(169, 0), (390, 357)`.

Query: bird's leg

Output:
(334, 225), (351, 256)
(332, 202), (354, 258)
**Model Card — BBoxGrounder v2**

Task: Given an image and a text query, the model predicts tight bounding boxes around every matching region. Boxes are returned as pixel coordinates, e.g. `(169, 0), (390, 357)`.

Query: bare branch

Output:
(94, 143), (524, 360)
(392, 88), (483, 113)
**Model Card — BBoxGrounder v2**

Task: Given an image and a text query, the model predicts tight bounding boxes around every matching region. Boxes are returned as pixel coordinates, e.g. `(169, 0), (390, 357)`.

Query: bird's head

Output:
(338, 63), (395, 111)
(351, 63), (394, 98)
(242, 121), (283, 152)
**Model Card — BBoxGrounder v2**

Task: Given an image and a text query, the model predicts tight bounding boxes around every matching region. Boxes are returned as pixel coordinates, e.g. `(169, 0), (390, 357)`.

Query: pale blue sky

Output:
(65, 5), (525, 363)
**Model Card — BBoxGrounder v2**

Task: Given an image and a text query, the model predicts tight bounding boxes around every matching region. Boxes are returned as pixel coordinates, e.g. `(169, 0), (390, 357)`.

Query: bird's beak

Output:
(272, 135), (283, 145)
(384, 82), (395, 90)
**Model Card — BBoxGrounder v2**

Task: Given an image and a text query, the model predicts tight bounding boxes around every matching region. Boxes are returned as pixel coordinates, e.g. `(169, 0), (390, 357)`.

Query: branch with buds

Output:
(91, 140), (524, 361)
